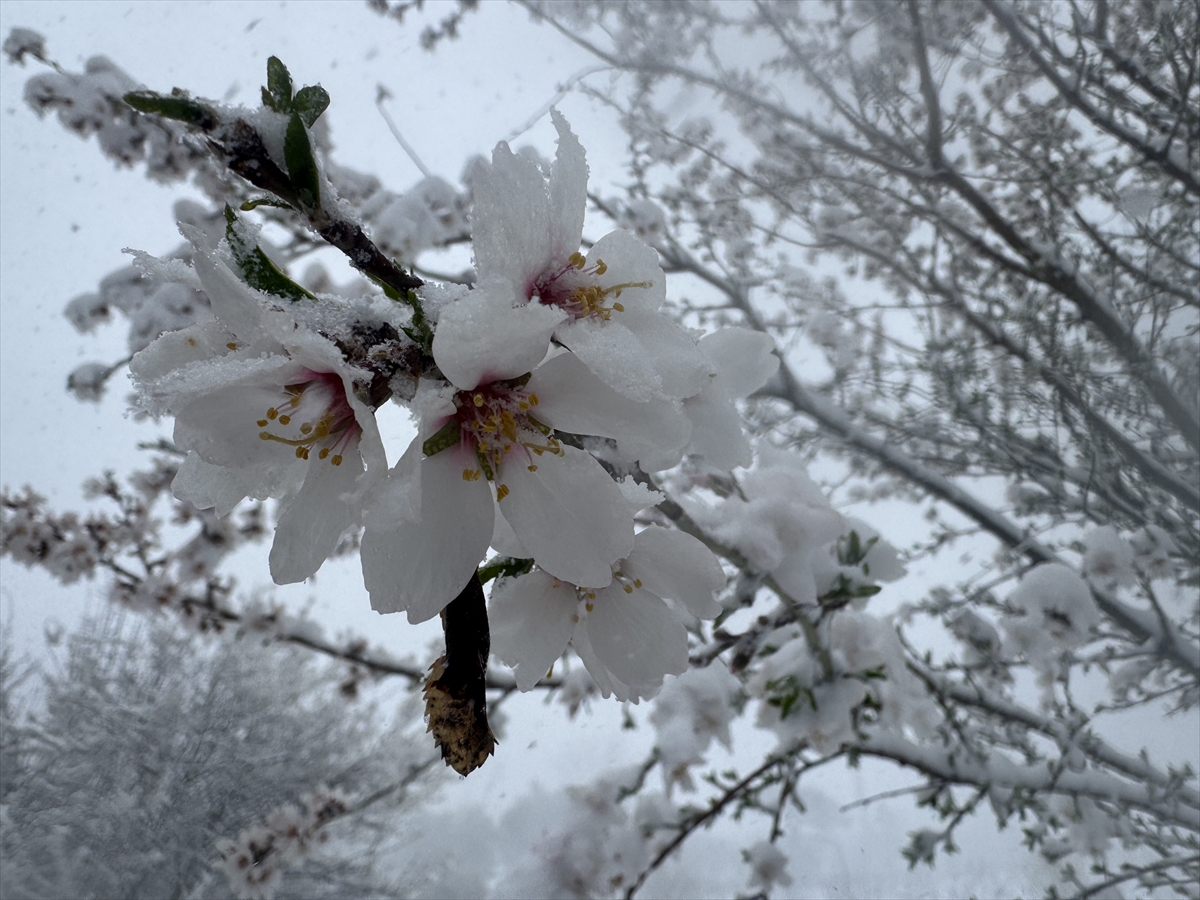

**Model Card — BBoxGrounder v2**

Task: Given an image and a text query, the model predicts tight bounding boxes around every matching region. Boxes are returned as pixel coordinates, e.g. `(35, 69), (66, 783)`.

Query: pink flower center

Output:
(256, 370), (361, 466)
(452, 383), (562, 500)
(532, 252), (649, 321)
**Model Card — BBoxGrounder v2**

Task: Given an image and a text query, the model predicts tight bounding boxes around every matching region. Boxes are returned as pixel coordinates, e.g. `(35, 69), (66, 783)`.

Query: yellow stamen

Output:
(527, 464), (538, 472)
(257, 419), (269, 427)
(226, 342), (238, 350)
(278, 414), (291, 425)
(500, 410), (518, 441)
(594, 259), (607, 275)
(623, 584), (633, 594)
(331, 455), (343, 466)
(496, 484), (510, 501)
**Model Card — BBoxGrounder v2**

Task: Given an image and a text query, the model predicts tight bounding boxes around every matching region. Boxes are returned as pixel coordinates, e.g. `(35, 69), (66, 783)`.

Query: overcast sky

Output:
(0, 4), (1077, 895)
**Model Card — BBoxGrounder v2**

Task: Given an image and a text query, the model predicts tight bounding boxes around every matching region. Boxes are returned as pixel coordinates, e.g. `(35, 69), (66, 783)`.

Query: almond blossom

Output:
(489, 525), (725, 701)
(436, 109), (710, 403)
(130, 229), (387, 584)
(360, 361), (640, 623)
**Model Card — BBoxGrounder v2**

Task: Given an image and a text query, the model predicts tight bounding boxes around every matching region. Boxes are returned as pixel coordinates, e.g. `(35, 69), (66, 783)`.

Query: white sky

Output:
(0, 3), (1153, 896)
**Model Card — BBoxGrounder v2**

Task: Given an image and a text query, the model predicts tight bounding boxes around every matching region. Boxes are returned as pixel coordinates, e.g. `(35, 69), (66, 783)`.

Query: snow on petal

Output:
(553, 316), (663, 401)
(673, 329), (777, 470)
(432, 286), (565, 390)
(1009, 562), (1099, 644)
(546, 109), (589, 265)
(470, 140), (568, 296)
(1082, 525), (1136, 589)
(182, 224), (271, 343)
(129, 322), (237, 413)
(650, 664), (741, 791)
(701, 447), (845, 604)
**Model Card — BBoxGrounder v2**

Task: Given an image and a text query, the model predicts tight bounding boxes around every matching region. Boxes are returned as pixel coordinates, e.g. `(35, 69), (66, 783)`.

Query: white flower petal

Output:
(681, 386), (753, 471)
(700, 328), (778, 398)
(526, 353), (691, 465)
(270, 447), (363, 584)
(432, 287), (565, 389)
(471, 143), (557, 296)
(624, 526), (725, 619)
(173, 374), (298, 468)
(489, 569), (579, 691)
(490, 509), (529, 558)
(547, 109), (589, 266)
(620, 309), (711, 399)
(183, 224), (268, 342)
(554, 316), (663, 401)
(361, 440), (494, 623)
(172, 451), (295, 517)
(588, 229), (665, 313)
(586, 584), (688, 697)
(571, 619), (623, 700)
(129, 322), (236, 414)
(498, 444), (633, 588)
(617, 478), (665, 513)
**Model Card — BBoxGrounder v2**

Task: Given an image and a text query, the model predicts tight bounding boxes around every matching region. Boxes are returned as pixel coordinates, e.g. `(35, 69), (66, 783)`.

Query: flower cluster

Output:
(128, 111), (779, 703)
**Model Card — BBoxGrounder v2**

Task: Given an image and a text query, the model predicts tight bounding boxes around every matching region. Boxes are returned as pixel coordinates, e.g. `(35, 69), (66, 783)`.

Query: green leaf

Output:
(123, 91), (217, 129)
(264, 56), (294, 111)
(292, 84), (330, 127)
(223, 205), (315, 302)
(477, 556), (534, 585)
(422, 419), (462, 458)
(763, 674), (814, 720)
(284, 113), (321, 209)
